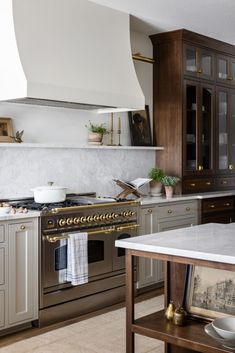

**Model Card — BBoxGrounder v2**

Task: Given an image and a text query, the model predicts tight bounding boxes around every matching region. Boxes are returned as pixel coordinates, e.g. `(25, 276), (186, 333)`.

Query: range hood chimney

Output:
(0, 0), (145, 112)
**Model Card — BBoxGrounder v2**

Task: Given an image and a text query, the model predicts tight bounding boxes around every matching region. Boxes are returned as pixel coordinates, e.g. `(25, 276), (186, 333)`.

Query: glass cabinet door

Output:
(184, 45), (214, 80)
(185, 82), (197, 171)
(230, 59), (235, 86)
(217, 56), (229, 82)
(201, 86), (213, 171)
(230, 91), (235, 169)
(218, 89), (228, 171)
(185, 47), (197, 74)
(201, 50), (214, 79)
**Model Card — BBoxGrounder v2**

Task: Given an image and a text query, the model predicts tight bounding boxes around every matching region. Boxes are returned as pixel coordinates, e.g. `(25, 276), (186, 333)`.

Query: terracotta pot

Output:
(165, 185), (174, 199)
(88, 132), (103, 144)
(150, 180), (162, 196)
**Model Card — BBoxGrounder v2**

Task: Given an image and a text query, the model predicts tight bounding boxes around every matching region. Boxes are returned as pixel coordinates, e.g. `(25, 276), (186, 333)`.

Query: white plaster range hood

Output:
(0, 0), (144, 112)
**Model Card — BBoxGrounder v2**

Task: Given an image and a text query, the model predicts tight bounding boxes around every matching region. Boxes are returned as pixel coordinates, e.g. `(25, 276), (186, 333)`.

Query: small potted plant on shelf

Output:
(85, 121), (109, 145)
(148, 168), (165, 196)
(161, 175), (180, 199)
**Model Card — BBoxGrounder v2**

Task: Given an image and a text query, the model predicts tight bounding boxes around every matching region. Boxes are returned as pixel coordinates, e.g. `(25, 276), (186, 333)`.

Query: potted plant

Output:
(85, 121), (109, 144)
(148, 168), (165, 196)
(161, 175), (180, 199)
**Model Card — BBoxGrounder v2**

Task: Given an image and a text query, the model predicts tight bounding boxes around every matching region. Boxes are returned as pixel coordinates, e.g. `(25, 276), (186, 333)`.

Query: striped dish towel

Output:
(66, 232), (88, 286)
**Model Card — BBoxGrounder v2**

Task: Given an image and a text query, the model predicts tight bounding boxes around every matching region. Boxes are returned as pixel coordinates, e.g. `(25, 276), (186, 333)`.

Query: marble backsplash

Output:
(0, 147), (155, 199)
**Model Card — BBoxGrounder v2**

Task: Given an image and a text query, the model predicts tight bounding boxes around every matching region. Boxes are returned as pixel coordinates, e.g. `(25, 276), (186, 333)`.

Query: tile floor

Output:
(0, 295), (164, 353)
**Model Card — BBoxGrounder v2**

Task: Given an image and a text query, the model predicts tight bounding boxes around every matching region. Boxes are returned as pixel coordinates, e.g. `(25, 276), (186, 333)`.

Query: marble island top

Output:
(115, 223), (235, 265)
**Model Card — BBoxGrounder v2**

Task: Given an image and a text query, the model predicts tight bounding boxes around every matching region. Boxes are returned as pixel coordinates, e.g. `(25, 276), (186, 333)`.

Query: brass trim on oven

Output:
(43, 223), (139, 243)
(50, 200), (139, 214)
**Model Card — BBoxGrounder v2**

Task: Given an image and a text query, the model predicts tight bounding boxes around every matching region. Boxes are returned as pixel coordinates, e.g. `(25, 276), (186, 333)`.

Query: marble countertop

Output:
(0, 211), (41, 221)
(115, 223), (235, 265)
(140, 190), (235, 205)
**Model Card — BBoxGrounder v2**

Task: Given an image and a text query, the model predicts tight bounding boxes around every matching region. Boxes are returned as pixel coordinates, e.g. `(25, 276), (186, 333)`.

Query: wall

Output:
(0, 30), (156, 199)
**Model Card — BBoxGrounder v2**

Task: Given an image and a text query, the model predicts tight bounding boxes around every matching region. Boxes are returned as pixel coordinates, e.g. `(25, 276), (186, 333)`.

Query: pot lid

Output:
(32, 182), (67, 191)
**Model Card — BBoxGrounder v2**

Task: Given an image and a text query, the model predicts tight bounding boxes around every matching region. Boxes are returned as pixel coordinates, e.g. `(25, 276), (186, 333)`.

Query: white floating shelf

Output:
(0, 143), (164, 151)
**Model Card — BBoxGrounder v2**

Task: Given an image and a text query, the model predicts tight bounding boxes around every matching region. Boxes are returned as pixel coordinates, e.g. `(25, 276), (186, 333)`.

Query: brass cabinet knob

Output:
(167, 209), (173, 214)
(198, 165), (203, 171)
(197, 68), (202, 73)
(190, 183), (196, 187)
(210, 204), (215, 208)
(227, 76), (233, 81)
(206, 182), (211, 186)
(222, 180), (227, 184)
(148, 209), (152, 214)
(20, 225), (26, 230)
(224, 203), (231, 207)
(228, 164), (234, 170)
(186, 207), (191, 211)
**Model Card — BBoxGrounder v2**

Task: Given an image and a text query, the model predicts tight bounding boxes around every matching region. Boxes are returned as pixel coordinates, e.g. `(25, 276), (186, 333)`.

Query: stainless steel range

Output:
(13, 195), (139, 325)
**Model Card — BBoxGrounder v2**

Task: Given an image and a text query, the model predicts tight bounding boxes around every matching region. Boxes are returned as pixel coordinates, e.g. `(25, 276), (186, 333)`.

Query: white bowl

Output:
(212, 317), (235, 340)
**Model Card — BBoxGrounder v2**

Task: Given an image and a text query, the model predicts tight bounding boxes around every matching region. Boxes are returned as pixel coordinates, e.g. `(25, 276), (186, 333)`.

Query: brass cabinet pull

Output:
(198, 165), (203, 171)
(224, 203), (231, 206)
(167, 210), (173, 214)
(222, 180), (227, 184)
(228, 164), (234, 170)
(148, 209), (153, 214)
(190, 183), (196, 187)
(209, 205), (215, 208)
(20, 225), (26, 230)
(197, 68), (202, 74)
(186, 207), (191, 211)
(116, 224), (139, 231)
(206, 182), (211, 186)
(227, 76), (233, 81)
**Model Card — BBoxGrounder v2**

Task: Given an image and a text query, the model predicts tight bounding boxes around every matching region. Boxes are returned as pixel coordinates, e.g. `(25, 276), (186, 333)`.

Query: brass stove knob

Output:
(129, 211), (135, 216)
(104, 213), (110, 220)
(66, 218), (73, 225)
(58, 218), (66, 227)
(86, 216), (93, 222)
(80, 216), (86, 223)
(123, 211), (129, 217)
(73, 217), (80, 224)
(93, 214), (100, 221)
(100, 214), (106, 221)
(111, 213), (118, 219)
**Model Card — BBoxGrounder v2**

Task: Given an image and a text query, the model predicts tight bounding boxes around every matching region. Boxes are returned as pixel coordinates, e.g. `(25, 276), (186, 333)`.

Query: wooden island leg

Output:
(126, 249), (135, 353)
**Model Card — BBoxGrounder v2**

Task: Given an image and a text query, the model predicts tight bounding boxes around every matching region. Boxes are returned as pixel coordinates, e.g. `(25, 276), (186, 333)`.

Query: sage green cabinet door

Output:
(0, 248), (4, 285)
(8, 221), (37, 325)
(157, 217), (198, 232)
(0, 291), (4, 327)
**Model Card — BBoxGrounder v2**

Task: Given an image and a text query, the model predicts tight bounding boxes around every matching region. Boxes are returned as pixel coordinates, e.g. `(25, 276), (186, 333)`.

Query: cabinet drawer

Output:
(215, 177), (235, 189)
(202, 197), (234, 213)
(0, 225), (4, 243)
(184, 178), (215, 193)
(158, 201), (197, 219)
(0, 291), (4, 327)
(0, 248), (4, 285)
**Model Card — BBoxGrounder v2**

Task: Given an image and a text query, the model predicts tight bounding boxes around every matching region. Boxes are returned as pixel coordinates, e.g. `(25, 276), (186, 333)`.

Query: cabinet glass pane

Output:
(186, 84), (197, 170)
(218, 59), (228, 79)
(231, 62), (235, 80)
(186, 49), (197, 72)
(201, 88), (212, 169)
(202, 54), (211, 76)
(231, 92), (235, 166)
(218, 91), (228, 170)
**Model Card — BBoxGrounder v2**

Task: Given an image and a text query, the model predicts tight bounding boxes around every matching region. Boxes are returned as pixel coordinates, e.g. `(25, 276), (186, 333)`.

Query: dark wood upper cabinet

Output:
(150, 29), (235, 194)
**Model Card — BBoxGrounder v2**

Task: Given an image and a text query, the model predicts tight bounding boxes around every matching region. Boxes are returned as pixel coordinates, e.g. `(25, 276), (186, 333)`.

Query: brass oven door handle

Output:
(44, 235), (69, 243)
(116, 224), (139, 231)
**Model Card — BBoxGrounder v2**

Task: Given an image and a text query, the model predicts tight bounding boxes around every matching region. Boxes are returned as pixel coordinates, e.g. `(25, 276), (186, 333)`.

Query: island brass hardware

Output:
(51, 200), (138, 213)
(167, 210), (173, 214)
(190, 183), (196, 187)
(209, 204), (215, 208)
(197, 68), (202, 73)
(132, 52), (155, 64)
(20, 225), (26, 230)
(116, 224), (139, 231)
(186, 207), (191, 211)
(227, 76), (233, 80)
(224, 203), (231, 206)
(222, 180), (227, 184)
(206, 182), (211, 186)
(198, 165), (203, 171)
(228, 164), (234, 170)
(148, 209), (152, 213)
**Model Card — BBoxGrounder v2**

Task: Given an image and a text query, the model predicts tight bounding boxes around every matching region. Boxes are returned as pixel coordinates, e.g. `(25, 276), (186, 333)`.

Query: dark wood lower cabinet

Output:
(201, 196), (235, 224)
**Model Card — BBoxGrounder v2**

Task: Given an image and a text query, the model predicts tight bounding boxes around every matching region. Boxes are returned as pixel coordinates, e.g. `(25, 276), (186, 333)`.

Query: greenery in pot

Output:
(85, 121), (109, 135)
(161, 175), (180, 186)
(148, 168), (165, 182)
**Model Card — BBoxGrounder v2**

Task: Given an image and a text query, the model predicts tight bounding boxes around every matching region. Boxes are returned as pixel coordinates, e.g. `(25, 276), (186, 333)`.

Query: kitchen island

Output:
(115, 223), (235, 353)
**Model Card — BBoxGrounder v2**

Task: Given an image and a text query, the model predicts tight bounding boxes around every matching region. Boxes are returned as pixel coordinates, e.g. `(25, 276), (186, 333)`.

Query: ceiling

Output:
(91, 0), (235, 45)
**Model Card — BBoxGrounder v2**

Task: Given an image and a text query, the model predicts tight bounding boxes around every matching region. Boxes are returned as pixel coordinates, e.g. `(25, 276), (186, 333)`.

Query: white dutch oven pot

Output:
(31, 182), (67, 203)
